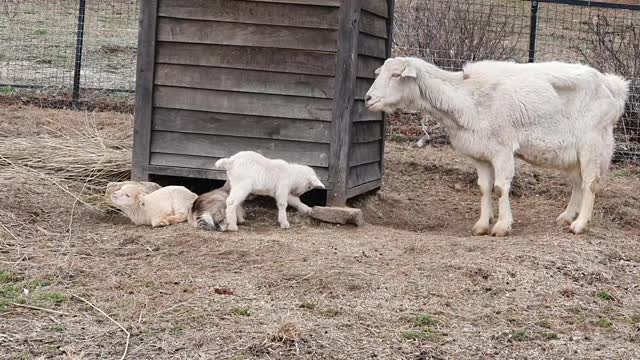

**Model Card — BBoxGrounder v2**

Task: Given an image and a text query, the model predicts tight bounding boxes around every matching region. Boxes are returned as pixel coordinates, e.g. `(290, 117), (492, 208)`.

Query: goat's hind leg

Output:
(570, 147), (603, 235)
(225, 182), (251, 232)
(472, 161), (494, 236)
(556, 169), (582, 226)
(491, 153), (515, 237)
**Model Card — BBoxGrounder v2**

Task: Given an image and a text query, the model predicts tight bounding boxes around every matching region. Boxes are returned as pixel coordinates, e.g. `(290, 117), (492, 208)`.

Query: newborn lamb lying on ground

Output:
(110, 184), (197, 227)
(215, 151), (325, 231)
(187, 181), (246, 231)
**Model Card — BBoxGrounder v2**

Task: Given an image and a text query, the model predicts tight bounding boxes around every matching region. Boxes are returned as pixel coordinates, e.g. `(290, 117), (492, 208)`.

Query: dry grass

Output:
(1, 106), (639, 359)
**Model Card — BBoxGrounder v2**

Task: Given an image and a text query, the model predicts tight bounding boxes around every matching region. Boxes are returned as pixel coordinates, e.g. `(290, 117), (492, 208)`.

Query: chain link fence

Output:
(0, 0), (638, 162)
(0, 0), (138, 100)
(393, 0), (640, 163)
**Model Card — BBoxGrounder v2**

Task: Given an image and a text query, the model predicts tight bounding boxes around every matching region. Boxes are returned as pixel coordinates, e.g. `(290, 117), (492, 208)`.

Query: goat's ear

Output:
(374, 66), (382, 75)
(311, 178), (325, 189)
(401, 66), (417, 79)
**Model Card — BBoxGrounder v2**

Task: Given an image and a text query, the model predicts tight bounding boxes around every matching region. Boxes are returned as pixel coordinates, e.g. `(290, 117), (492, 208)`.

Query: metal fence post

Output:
(528, 0), (539, 63)
(72, 0), (86, 105)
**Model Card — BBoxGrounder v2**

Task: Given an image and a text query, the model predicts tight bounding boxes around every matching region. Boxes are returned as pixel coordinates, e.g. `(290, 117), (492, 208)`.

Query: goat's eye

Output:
(391, 73), (401, 78)
(125, 194), (130, 198)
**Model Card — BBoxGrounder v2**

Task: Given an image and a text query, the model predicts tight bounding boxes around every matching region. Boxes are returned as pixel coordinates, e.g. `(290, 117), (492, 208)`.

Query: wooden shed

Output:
(131, 0), (394, 206)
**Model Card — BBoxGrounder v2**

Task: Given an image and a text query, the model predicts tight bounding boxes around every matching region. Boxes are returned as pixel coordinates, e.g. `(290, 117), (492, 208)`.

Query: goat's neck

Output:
(124, 199), (149, 225)
(413, 61), (474, 130)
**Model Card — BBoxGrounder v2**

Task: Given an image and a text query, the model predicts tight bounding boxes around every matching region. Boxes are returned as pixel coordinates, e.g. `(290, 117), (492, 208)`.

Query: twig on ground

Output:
(72, 294), (130, 360)
(11, 302), (70, 316)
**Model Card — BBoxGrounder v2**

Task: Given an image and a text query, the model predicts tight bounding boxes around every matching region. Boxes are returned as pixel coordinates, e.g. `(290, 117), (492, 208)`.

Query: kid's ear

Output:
(311, 178), (325, 189)
(374, 66), (382, 75)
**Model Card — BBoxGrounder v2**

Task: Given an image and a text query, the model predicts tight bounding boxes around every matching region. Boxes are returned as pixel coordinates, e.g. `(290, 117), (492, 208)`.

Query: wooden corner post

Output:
(327, 0), (362, 206)
(131, 0), (158, 181)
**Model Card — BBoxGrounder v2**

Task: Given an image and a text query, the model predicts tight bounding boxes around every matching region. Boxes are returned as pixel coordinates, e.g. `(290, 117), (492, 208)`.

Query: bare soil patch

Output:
(1, 107), (639, 359)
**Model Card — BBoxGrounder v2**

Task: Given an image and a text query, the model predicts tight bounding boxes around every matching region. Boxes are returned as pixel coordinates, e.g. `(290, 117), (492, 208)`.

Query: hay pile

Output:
(0, 135), (131, 190)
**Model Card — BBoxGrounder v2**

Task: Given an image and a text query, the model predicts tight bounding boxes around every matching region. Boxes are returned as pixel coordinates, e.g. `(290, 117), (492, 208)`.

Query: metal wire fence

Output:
(0, 0), (638, 162)
(0, 0), (139, 99)
(393, 0), (640, 163)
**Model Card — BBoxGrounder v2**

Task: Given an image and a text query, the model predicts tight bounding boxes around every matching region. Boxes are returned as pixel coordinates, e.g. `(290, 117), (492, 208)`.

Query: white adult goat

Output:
(365, 57), (629, 236)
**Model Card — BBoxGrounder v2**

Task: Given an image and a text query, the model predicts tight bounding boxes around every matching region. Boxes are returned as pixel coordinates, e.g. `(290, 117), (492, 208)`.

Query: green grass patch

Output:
(542, 332), (559, 340)
(595, 318), (613, 328)
(509, 329), (529, 342)
(413, 314), (437, 327)
(231, 307), (250, 317)
(401, 330), (428, 340)
(597, 290), (613, 301)
(36, 292), (67, 303)
(0, 86), (17, 95)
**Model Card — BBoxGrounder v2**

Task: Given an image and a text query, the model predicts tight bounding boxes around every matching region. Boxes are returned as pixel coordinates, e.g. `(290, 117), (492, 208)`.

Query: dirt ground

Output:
(1, 105), (639, 360)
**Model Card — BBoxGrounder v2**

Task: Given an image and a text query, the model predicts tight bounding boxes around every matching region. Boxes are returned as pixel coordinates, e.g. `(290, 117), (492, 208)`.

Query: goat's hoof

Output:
(227, 224), (239, 232)
(280, 222), (291, 229)
(569, 220), (588, 235)
(490, 223), (511, 237)
(237, 218), (246, 224)
(472, 222), (491, 236)
(556, 212), (577, 226)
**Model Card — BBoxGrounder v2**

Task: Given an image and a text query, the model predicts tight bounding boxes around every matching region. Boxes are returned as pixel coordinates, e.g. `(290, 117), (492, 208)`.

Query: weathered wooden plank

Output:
(355, 77), (373, 99)
(349, 141), (382, 167)
(247, 0), (340, 6)
(346, 179), (382, 198)
(146, 164), (227, 181)
(358, 33), (387, 59)
(357, 55), (385, 79)
(157, 17), (338, 52)
(155, 64), (335, 99)
(131, 0), (159, 181)
(150, 131), (330, 167)
(362, 0), (389, 18)
(150, 153), (329, 181)
(351, 122), (383, 143)
(158, 0), (340, 29)
(156, 42), (336, 76)
(327, 0), (362, 207)
(359, 9), (387, 38)
(153, 108), (331, 143)
(154, 86), (334, 121)
(352, 100), (383, 122)
(348, 162), (381, 188)
(381, 0), (394, 182)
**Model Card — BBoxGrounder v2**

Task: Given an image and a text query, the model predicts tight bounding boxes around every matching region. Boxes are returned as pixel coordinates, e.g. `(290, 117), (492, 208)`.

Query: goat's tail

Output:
(603, 73), (630, 106)
(215, 158), (232, 170)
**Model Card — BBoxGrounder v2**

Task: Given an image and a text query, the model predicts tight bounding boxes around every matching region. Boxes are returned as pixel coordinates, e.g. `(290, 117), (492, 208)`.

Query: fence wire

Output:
(0, 0), (138, 94)
(0, 0), (638, 162)
(393, 0), (640, 163)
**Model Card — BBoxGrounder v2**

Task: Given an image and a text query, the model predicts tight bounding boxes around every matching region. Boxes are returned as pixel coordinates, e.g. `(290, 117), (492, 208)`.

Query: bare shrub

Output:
(577, 14), (640, 162)
(393, 0), (526, 69)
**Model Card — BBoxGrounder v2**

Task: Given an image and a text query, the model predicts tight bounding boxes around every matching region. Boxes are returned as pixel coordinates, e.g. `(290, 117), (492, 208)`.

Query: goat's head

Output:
(110, 184), (145, 209)
(292, 165), (325, 196)
(365, 57), (420, 113)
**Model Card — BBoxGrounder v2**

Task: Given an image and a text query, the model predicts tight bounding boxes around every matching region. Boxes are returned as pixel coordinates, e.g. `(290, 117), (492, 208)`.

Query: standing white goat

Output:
(215, 151), (325, 231)
(365, 57), (629, 236)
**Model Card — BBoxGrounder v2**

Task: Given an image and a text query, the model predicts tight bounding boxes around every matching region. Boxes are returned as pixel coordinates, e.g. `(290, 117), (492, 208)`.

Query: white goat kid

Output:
(215, 151), (325, 231)
(365, 57), (629, 236)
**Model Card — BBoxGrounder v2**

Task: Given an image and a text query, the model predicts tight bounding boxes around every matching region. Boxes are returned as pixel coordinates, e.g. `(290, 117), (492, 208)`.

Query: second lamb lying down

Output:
(110, 184), (197, 227)
(215, 151), (325, 231)
(187, 181), (246, 231)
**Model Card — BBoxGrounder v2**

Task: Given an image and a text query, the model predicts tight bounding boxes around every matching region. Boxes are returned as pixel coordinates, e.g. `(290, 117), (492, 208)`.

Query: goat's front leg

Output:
(472, 161), (494, 236)
(275, 188), (290, 229)
(491, 153), (515, 237)
(287, 194), (312, 215)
